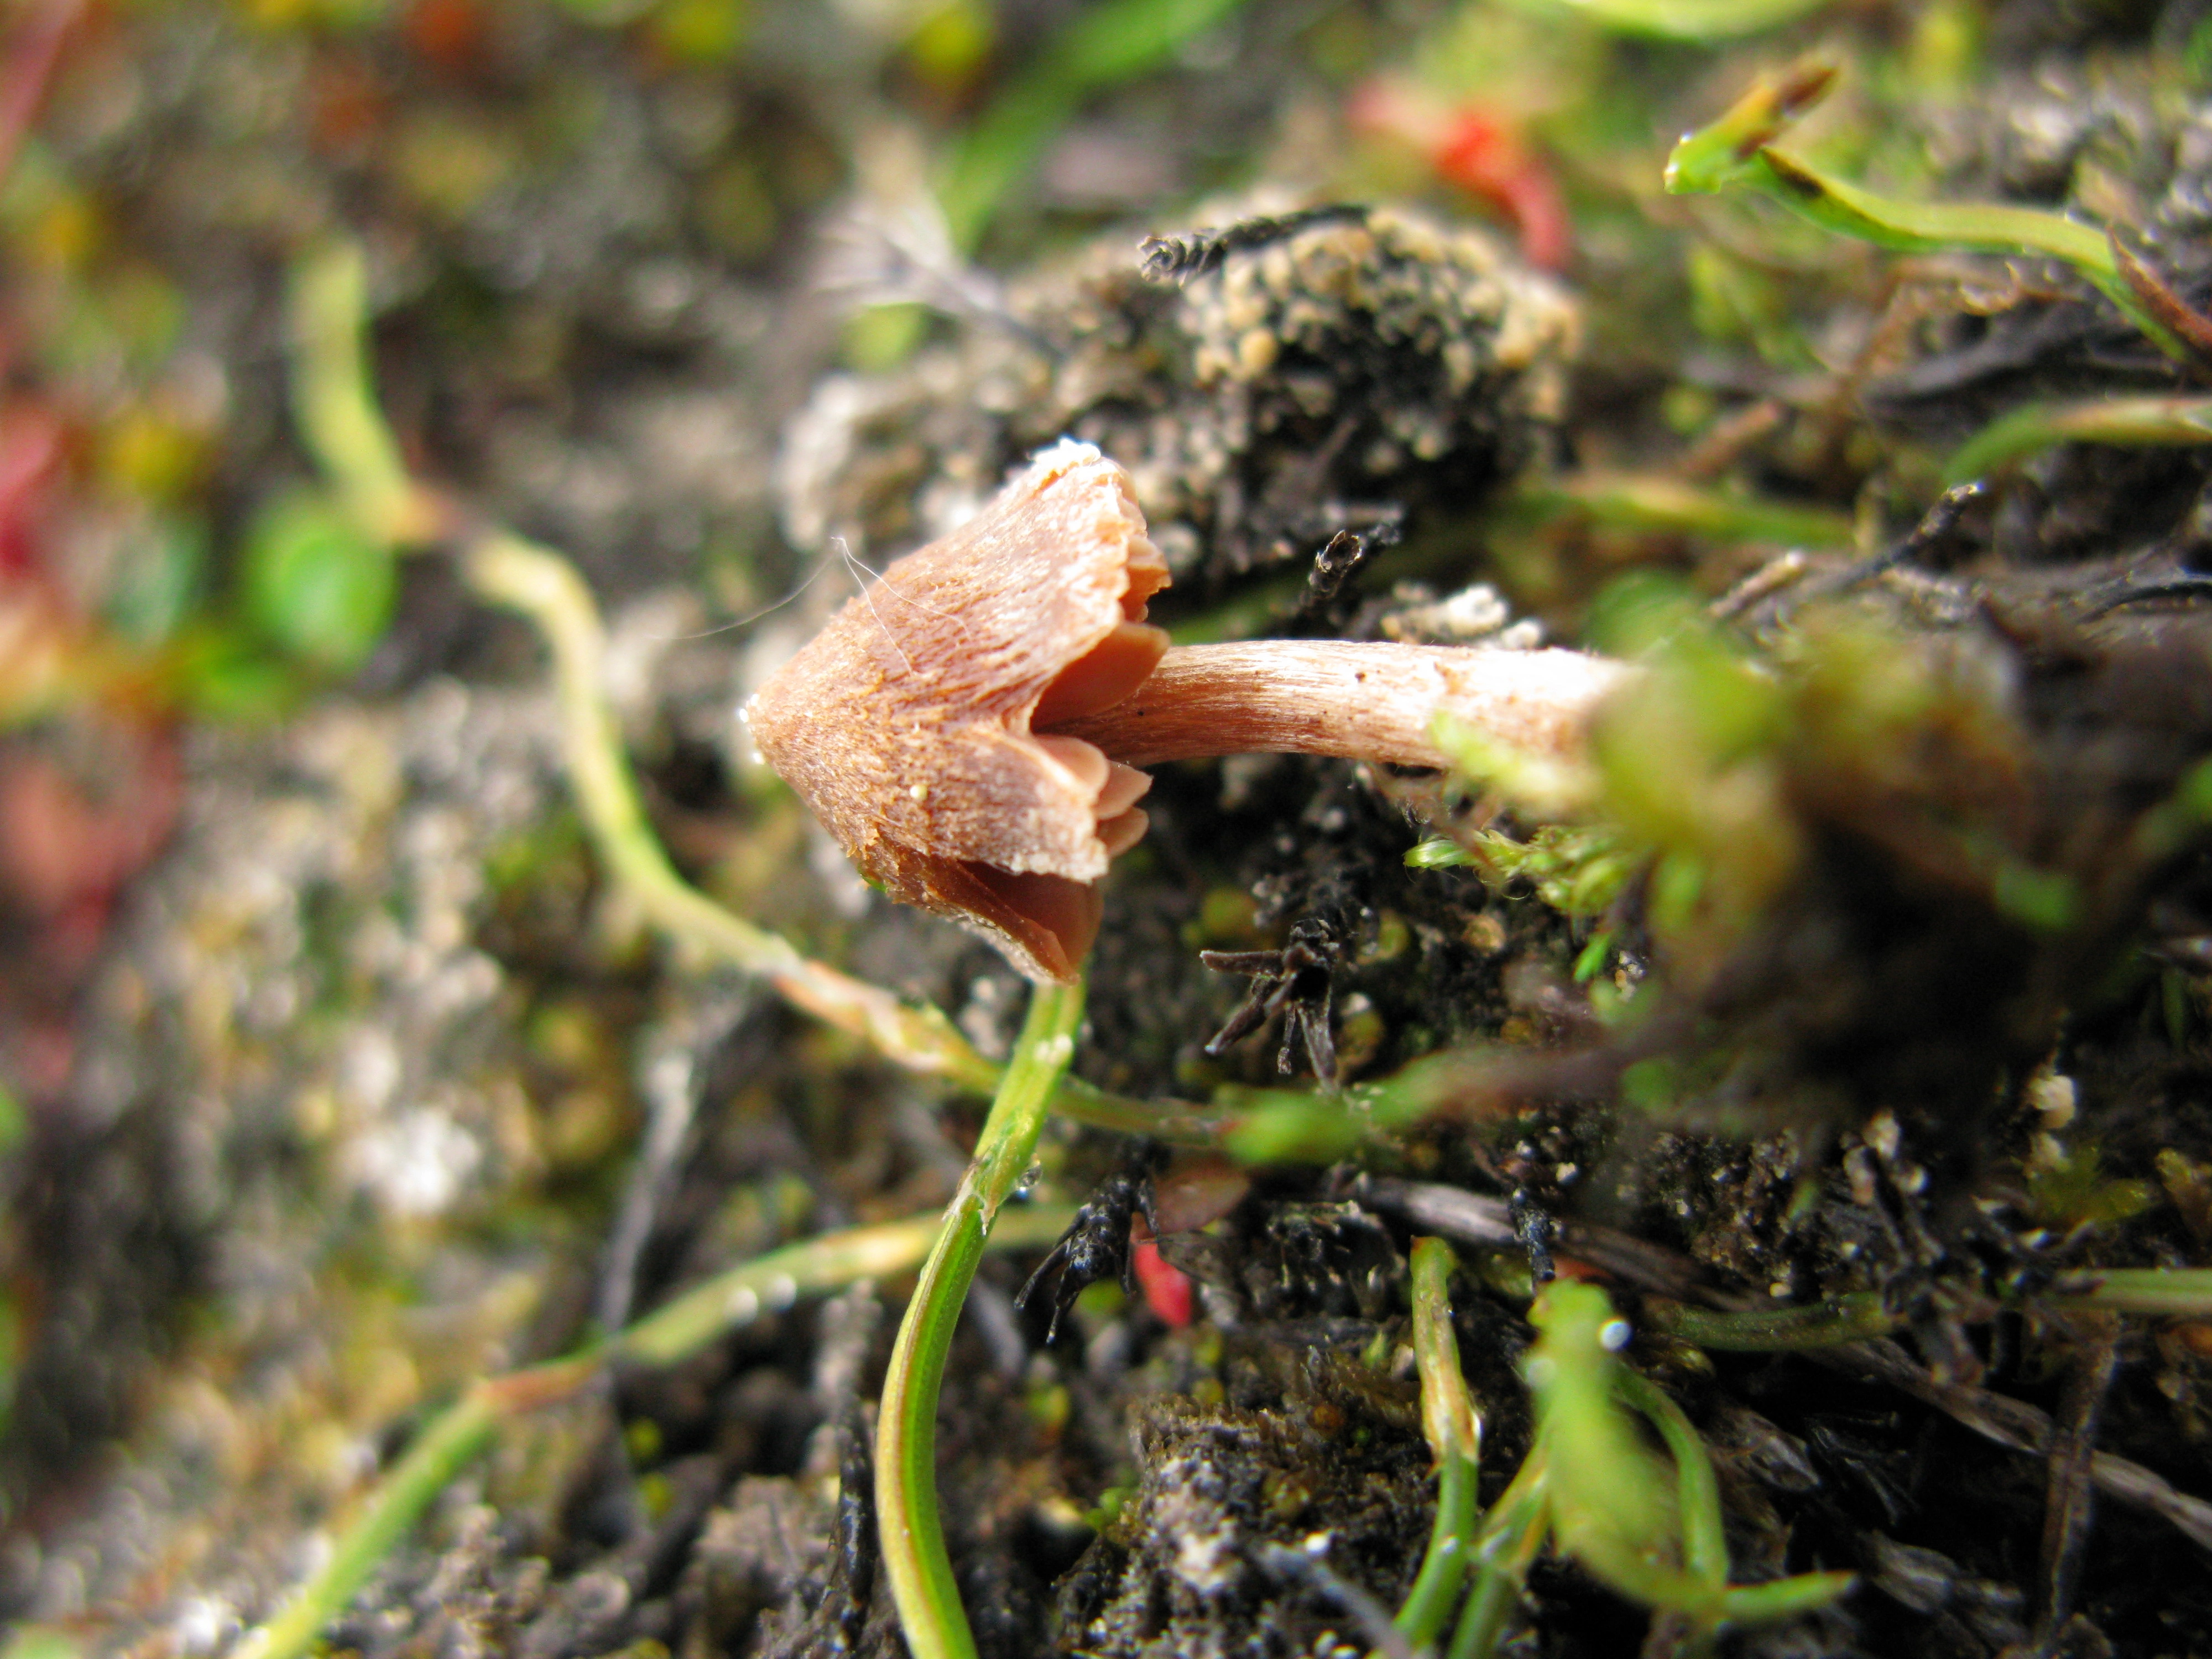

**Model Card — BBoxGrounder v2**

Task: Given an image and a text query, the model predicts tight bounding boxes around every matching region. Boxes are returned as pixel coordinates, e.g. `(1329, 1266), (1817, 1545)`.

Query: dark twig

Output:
(2110, 233), (2212, 377)
(2079, 573), (2212, 618)
(1815, 1338), (2212, 1554)
(1356, 1177), (1709, 1301)
(2035, 1317), (2121, 1641)
(829, 1402), (878, 1652)
(1738, 481), (1987, 624)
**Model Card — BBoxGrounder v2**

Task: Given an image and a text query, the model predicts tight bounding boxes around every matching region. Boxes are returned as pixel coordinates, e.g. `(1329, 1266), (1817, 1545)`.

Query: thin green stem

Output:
(614, 1204), (1074, 1369)
(229, 1385), (502, 1659)
(1400, 1455), (1478, 1641)
(1635, 1270), (2212, 1344)
(1615, 1369), (1727, 1593)
(1645, 1291), (1902, 1350)
(1448, 1474), (1548, 1659)
(287, 244), (444, 549)
(1053, 1074), (1227, 1144)
(231, 1209), (1073, 1659)
(2042, 1267), (2212, 1317)
(1397, 1238), (1483, 1647)
(876, 979), (1086, 1659)
(1221, 1047), (1494, 1166)
(1512, 472), (1855, 550)
(1946, 395), (2212, 482)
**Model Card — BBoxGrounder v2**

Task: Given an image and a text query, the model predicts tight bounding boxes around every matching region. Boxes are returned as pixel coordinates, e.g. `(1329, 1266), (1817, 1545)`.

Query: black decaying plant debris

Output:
(1201, 917), (1345, 1083)
(1016, 1142), (1165, 1344)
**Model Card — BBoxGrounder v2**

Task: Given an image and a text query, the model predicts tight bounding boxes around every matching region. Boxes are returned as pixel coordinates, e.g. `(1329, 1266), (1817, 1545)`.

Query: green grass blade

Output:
(1664, 65), (2190, 361)
(1645, 1291), (1902, 1349)
(875, 979), (1086, 1659)
(1945, 395), (2212, 482)
(2044, 1267), (2212, 1317)
(937, 0), (1245, 248)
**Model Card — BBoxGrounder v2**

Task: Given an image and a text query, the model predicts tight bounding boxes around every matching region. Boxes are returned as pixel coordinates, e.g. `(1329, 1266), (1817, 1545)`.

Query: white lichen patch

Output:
(341, 1102), (485, 1218)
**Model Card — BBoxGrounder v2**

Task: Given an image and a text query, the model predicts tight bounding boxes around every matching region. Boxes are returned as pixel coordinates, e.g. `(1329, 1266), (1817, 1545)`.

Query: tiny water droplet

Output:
(1018, 1160), (1045, 1193)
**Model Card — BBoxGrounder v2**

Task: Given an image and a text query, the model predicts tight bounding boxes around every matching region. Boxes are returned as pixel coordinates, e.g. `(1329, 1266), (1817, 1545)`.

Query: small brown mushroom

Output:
(744, 440), (1169, 981)
(744, 441), (1628, 982)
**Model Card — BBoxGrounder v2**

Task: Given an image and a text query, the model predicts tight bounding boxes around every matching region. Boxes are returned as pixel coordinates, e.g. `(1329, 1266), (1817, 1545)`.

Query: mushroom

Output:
(744, 440), (1628, 982)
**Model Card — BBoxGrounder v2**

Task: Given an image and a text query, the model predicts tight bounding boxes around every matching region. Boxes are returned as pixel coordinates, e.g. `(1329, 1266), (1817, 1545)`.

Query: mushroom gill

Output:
(744, 439), (1170, 982)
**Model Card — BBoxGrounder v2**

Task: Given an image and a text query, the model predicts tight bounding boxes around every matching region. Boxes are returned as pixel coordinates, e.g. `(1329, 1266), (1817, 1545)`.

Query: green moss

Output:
(2028, 1141), (2157, 1232)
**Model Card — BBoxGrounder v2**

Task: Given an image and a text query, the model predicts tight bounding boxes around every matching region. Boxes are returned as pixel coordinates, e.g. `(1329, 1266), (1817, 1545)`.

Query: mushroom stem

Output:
(1047, 640), (1630, 770)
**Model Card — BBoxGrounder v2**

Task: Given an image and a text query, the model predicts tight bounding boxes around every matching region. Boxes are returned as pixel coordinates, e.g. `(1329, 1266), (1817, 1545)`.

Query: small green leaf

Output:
(1572, 931), (1614, 983)
(170, 624), (304, 722)
(243, 488), (397, 673)
(1406, 837), (1476, 869)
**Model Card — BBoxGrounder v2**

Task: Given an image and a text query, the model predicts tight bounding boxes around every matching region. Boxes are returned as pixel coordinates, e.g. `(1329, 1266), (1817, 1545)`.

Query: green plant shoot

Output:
(1664, 63), (2192, 363)
(875, 978), (1086, 1659)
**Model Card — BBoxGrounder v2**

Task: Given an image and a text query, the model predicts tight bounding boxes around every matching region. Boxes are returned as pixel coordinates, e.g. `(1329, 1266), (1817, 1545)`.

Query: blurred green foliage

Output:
(937, 0), (1249, 249)
(242, 489), (398, 674)
(1525, 0), (1832, 41)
